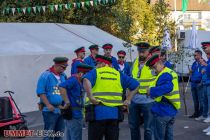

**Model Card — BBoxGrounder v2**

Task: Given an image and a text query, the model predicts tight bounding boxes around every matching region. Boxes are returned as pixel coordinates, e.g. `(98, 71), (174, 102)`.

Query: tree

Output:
(0, 0), (176, 47)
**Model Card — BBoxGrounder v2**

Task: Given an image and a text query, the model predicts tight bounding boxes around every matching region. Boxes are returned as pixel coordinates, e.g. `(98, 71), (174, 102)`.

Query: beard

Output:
(139, 56), (146, 61)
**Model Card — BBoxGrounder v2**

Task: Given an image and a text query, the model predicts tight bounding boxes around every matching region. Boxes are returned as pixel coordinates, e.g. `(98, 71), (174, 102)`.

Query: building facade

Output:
(151, 0), (210, 30)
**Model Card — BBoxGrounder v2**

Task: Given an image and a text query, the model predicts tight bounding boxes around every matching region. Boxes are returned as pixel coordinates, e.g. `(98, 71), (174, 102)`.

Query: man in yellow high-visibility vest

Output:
(146, 54), (181, 140)
(130, 42), (155, 140)
(83, 54), (139, 140)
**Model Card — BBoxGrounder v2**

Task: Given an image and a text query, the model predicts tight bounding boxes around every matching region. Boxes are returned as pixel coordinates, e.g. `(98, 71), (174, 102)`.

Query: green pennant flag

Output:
(27, 7), (31, 13)
(94, 0), (98, 6)
(182, 0), (189, 13)
(17, 8), (21, 13)
(85, 1), (90, 7)
(67, 3), (71, 9)
(102, 0), (106, 5)
(109, 0), (113, 4)
(58, 4), (63, 11)
(6, 7), (10, 14)
(49, 5), (54, 12)
(76, 2), (81, 9)
(37, 6), (41, 13)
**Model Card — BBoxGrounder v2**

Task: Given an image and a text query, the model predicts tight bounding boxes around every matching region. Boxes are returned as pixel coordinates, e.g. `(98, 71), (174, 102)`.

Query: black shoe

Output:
(189, 113), (199, 118)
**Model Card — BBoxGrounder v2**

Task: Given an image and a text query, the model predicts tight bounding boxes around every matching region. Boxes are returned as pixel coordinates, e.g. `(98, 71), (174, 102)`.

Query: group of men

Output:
(189, 42), (210, 135)
(36, 42), (181, 140)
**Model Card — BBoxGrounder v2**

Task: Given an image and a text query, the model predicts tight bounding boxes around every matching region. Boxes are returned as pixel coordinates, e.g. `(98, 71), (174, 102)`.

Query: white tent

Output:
(0, 23), (137, 113)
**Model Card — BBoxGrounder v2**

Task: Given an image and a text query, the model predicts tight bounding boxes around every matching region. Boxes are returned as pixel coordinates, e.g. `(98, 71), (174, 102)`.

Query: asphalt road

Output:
(1, 83), (210, 140)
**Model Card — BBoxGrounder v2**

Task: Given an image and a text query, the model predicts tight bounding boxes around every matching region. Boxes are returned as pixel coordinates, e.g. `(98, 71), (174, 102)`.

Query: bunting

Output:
(1, 0), (116, 16)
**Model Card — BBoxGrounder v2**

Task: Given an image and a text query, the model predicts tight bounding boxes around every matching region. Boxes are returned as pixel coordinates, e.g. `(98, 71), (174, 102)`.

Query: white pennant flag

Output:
(81, 2), (85, 8)
(90, 1), (94, 6)
(55, 5), (58, 11)
(73, 3), (76, 8)
(65, 4), (68, 9)
(32, 7), (36, 13)
(106, 0), (109, 4)
(162, 27), (172, 50)
(98, 0), (102, 4)
(42, 6), (46, 12)
(12, 8), (16, 15)
(22, 8), (26, 14)
(113, 0), (116, 3)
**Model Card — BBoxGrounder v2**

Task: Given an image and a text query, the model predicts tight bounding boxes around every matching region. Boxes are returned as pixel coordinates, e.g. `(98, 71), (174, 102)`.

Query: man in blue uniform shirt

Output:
(117, 50), (131, 76)
(160, 49), (173, 69)
(146, 54), (181, 140)
(189, 50), (203, 118)
(130, 42), (155, 140)
(59, 64), (93, 140)
(102, 43), (120, 70)
(83, 55), (139, 140)
(84, 45), (99, 67)
(199, 42), (210, 135)
(36, 57), (69, 140)
(71, 47), (86, 75)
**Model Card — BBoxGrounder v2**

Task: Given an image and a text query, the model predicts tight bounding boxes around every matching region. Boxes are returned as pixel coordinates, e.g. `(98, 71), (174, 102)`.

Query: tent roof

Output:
(0, 23), (129, 56)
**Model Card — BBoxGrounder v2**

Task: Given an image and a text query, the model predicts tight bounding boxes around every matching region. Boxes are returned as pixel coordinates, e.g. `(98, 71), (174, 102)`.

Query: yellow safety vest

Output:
(91, 66), (123, 107)
(132, 57), (156, 94)
(151, 67), (181, 110)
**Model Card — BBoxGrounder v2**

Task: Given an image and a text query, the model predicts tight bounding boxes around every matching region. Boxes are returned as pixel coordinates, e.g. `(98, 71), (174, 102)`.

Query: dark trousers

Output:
(128, 102), (154, 140)
(88, 120), (119, 140)
(154, 115), (175, 140)
(191, 85), (203, 116)
(42, 111), (64, 140)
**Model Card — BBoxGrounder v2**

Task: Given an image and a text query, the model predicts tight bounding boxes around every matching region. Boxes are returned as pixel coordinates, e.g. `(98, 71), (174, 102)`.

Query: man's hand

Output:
(89, 97), (100, 104)
(201, 69), (206, 74)
(123, 99), (131, 106)
(199, 59), (207, 66)
(46, 104), (55, 112)
(59, 103), (70, 110)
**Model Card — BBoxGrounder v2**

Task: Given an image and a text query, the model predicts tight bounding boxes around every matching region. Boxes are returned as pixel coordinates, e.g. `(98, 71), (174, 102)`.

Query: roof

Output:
(0, 23), (129, 56)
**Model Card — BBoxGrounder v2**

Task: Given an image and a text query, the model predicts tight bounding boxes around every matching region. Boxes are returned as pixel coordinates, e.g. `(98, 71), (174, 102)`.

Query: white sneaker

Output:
(195, 116), (206, 121)
(204, 117), (210, 123)
(203, 126), (210, 132)
(206, 131), (210, 135)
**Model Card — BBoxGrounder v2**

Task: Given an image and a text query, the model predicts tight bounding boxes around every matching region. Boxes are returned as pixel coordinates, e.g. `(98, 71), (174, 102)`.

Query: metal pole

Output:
(181, 46), (188, 116)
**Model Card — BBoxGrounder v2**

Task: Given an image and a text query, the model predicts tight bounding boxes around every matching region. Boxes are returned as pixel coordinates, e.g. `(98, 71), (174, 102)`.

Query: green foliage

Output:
(0, 0), (176, 48)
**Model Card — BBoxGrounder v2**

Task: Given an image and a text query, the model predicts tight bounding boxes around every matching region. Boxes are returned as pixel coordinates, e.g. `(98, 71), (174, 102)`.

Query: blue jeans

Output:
(128, 102), (154, 140)
(64, 118), (83, 140)
(42, 111), (64, 140)
(202, 85), (210, 117)
(191, 84), (203, 116)
(154, 115), (175, 140)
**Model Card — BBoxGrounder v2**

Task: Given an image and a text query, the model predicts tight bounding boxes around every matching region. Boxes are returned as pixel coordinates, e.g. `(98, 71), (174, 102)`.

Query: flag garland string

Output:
(1, 0), (116, 16)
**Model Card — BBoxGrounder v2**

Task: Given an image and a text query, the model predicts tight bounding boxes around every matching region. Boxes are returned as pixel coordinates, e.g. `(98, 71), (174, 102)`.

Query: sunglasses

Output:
(60, 65), (68, 69)
(118, 56), (125, 59)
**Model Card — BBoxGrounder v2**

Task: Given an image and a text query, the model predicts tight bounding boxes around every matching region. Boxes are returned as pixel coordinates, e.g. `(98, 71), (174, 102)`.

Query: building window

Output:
(198, 12), (202, 19)
(206, 19), (210, 29)
(184, 14), (191, 20)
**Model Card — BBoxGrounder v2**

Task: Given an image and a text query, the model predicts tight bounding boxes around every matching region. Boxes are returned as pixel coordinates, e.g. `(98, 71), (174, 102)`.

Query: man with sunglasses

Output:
(146, 54), (180, 140)
(36, 57), (69, 140)
(117, 50), (131, 76)
(102, 43), (120, 70)
(130, 42), (155, 140)
(71, 47), (86, 75)
(59, 64), (93, 140)
(84, 45), (99, 67)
